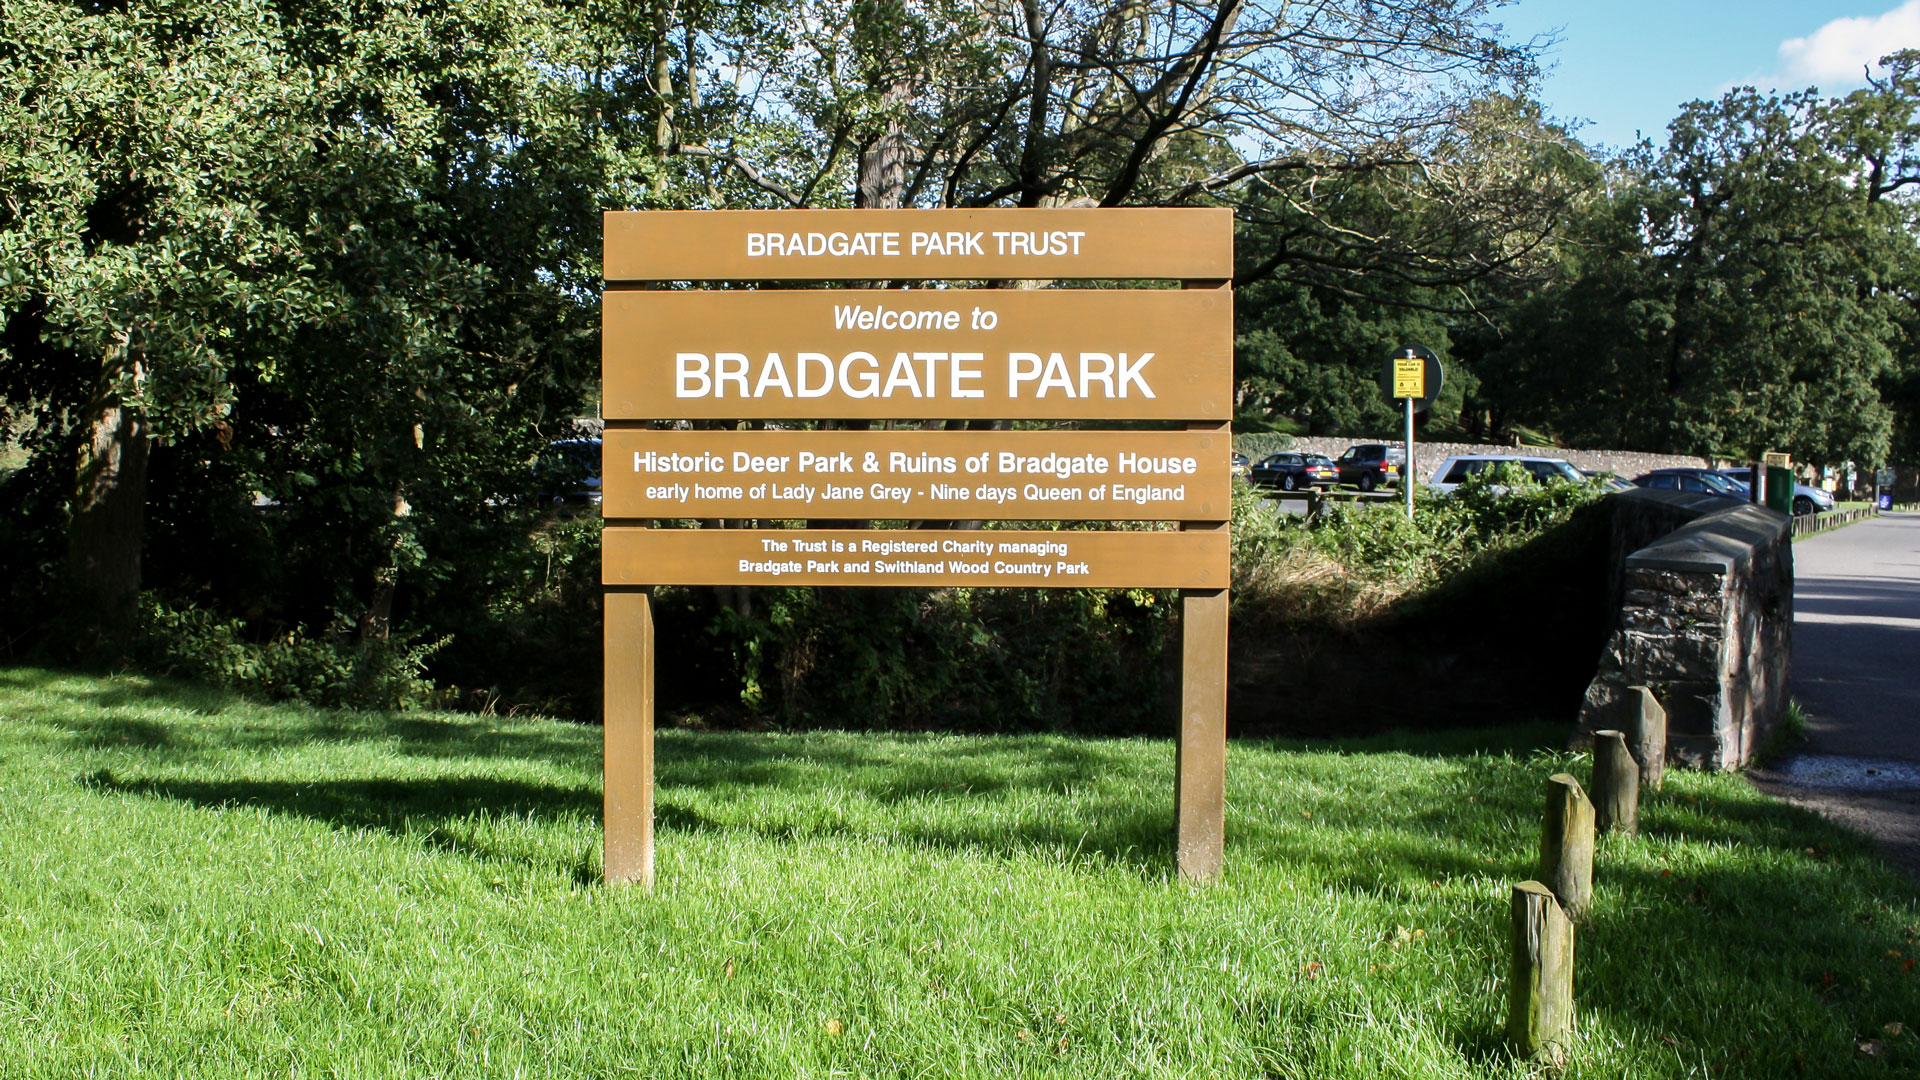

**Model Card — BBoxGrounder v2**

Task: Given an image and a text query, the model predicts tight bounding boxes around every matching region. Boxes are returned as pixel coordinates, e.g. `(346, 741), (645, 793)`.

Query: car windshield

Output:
(1694, 472), (1744, 495)
(1523, 460), (1582, 483)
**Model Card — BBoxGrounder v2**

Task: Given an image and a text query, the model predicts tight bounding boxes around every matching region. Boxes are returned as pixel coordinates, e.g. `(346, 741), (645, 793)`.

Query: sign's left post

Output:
(603, 587), (654, 887)
(602, 269), (656, 889)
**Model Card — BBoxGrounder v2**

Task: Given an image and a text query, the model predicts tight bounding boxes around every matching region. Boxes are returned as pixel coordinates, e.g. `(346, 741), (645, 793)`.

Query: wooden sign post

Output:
(601, 208), (1233, 887)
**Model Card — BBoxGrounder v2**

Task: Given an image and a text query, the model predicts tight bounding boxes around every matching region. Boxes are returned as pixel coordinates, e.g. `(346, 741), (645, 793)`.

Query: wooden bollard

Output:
(1539, 774), (1594, 919)
(1592, 729), (1640, 837)
(1623, 685), (1666, 791)
(1507, 881), (1575, 1057)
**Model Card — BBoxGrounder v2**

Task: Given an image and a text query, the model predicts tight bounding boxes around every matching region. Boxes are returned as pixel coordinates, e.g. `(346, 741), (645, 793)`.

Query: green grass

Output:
(2, 667), (1917, 1078)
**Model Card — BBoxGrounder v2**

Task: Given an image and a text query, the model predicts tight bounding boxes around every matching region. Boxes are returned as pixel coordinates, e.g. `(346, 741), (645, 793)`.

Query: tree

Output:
(1230, 95), (1596, 434)
(0, 0), (669, 650)
(1473, 67), (1920, 466)
(662, 0), (1551, 216)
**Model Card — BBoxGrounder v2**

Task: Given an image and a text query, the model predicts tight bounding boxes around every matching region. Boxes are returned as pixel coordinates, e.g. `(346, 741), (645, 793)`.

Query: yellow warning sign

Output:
(1393, 357), (1425, 399)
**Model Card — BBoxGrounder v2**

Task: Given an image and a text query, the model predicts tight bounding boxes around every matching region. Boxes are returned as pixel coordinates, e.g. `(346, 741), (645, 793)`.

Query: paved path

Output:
(1750, 511), (1920, 869)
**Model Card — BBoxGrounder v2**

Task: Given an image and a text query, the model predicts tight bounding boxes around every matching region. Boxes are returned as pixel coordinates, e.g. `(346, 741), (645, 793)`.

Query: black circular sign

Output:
(1380, 345), (1444, 415)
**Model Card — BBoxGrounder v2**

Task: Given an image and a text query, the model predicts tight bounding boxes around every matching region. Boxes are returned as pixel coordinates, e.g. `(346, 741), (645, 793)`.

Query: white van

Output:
(1429, 454), (1584, 494)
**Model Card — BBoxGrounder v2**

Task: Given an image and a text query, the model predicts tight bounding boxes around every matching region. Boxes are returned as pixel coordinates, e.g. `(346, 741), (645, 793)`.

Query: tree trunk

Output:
(67, 380), (151, 657)
(358, 483), (411, 643)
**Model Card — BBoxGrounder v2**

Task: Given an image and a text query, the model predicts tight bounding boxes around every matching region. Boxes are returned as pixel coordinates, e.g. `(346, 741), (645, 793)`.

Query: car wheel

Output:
(1282, 474), (1298, 491)
(1794, 496), (1815, 516)
(1358, 473), (1376, 492)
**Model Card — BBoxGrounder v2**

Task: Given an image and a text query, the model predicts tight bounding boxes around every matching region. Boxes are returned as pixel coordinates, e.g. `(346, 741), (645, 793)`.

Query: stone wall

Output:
(1577, 489), (1793, 771)
(1282, 437), (1711, 484)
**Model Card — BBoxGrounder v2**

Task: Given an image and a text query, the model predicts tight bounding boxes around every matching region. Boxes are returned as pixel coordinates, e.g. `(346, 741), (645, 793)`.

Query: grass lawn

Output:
(1, 668), (1917, 1078)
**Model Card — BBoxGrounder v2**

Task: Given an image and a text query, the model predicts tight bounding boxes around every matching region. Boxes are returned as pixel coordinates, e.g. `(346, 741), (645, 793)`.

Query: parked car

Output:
(534, 438), (603, 505)
(1579, 468), (1635, 492)
(1231, 451), (1249, 478)
(1630, 468), (1747, 501)
(1717, 466), (1835, 516)
(1302, 453), (1338, 487)
(1334, 444), (1404, 491)
(1249, 451), (1338, 491)
(1429, 454), (1584, 494)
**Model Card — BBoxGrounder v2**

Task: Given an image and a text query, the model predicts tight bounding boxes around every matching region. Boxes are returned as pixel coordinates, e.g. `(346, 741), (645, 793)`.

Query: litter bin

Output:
(1765, 465), (1795, 515)
(1879, 493), (1894, 510)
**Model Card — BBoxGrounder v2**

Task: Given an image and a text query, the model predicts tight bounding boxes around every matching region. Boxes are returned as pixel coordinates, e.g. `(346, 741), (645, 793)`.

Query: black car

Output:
(1335, 444), (1404, 491)
(1249, 452), (1338, 491)
(1631, 468), (1747, 500)
(534, 438), (603, 504)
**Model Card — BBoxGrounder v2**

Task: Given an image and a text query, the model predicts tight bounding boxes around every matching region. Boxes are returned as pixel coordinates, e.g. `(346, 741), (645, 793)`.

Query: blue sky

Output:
(1497, 0), (1920, 149)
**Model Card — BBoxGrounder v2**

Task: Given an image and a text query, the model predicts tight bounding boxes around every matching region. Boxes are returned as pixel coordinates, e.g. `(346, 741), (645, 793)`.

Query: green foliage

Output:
(131, 595), (450, 711)
(1471, 59), (1920, 466)
(673, 578), (1173, 733)
(1232, 467), (1613, 625)
(1230, 96), (1595, 439)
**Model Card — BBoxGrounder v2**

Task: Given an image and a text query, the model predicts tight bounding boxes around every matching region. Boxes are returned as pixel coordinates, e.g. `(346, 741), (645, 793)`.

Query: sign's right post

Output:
(1179, 270), (1231, 879)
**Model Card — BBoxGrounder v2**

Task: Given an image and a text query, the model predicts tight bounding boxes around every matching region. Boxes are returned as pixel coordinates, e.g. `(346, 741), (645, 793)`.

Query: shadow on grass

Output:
(72, 723), (1178, 873)
(84, 770), (600, 869)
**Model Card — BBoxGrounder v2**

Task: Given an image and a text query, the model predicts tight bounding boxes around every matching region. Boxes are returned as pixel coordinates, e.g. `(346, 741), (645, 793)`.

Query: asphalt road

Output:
(1749, 511), (1920, 870)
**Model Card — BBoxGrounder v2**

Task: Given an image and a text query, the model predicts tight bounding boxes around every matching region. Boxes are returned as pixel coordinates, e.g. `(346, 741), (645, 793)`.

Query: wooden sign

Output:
(602, 429), (1230, 521)
(604, 208), (1233, 281)
(603, 288), (1232, 421)
(605, 527), (1229, 589)
(600, 207), (1233, 891)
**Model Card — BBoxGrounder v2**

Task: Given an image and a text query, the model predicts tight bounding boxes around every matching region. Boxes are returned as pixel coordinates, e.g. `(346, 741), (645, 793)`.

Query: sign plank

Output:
(602, 429), (1230, 521)
(603, 208), (1233, 281)
(603, 288), (1231, 421)
(603, 527), (1230, 589)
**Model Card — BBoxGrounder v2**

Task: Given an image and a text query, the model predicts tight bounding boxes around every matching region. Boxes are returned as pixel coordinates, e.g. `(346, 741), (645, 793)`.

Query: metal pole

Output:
(1404, 397), (1415, 520)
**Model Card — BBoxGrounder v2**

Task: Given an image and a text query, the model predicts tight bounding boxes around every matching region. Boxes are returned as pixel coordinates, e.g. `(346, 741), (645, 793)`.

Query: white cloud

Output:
(1771, 1), (1920, 89)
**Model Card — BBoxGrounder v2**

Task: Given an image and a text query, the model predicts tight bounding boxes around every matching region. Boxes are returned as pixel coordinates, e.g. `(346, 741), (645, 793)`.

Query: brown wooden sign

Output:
(603, 288), (1231, 421)
(605, 527), (1228, 589)
(602, 429), (1229, 521)
(604, 208), (1233, 281)
(600, 207), (1233, 890)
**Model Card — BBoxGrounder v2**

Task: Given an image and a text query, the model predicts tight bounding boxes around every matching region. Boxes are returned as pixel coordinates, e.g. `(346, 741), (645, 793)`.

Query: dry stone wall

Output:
(1578, 490), (1793, 771)
(1284, 437), (1710, 485)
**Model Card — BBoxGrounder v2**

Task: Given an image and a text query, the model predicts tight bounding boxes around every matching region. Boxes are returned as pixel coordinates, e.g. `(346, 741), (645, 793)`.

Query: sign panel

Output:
(1379, 345), (1443, 414)
(603, 288), (1231, 421)
(604, 527), (1229, 589)
(604, 208), (1233, 281)
(1392, 358), (1424, 399)
(603, 429), (1229, 521)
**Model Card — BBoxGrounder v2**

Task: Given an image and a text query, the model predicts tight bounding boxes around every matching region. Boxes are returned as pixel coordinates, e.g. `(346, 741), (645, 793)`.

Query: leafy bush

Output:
(132, 595), (451, 711)
(1232, 466), (1613, 628)
(659, 568), (1174, 733)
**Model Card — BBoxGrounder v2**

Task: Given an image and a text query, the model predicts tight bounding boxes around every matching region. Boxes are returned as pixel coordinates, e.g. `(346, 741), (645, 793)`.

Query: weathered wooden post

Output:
(1622, 685), (1666, 791)
(1507, 881), (1575, 1057)
(1539, 774), (1594, 919)
(1592, 729), (1640, 836)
